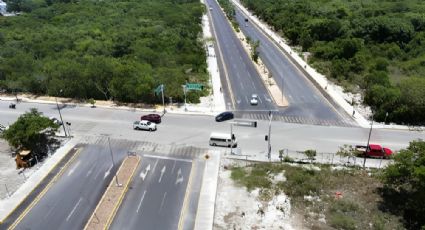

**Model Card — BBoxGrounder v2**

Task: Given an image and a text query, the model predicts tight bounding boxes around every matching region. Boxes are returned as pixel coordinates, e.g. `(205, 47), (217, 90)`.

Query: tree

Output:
(1, 108), (59, 159)
(304, 149), (317, 163)
(380, 139), (425, 229)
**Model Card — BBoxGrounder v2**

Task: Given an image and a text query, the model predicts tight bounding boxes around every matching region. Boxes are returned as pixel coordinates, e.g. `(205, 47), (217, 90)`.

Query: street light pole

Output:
(267, 111), (273, 161)
(363, 112), (374, 168)
(161, 85), (165, 114)
(108, 137), (121, 186)
(55, 91), (67, 137)
(230, 123), (234, 155)
(182, 85), (187, 112)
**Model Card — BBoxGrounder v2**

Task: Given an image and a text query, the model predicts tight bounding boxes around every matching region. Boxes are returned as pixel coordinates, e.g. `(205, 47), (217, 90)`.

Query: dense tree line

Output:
(0, 0), (208, 103)
(241, 0), (425, 125)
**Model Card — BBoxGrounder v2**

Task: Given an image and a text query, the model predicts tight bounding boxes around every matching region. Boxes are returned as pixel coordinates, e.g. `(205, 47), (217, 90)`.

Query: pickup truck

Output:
(355, 144), (393, 158)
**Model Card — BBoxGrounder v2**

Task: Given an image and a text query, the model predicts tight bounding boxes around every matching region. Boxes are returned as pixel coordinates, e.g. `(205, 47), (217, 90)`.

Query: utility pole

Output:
(161, 85), (165, 114)
(230, 123), (234, 155)
(108, 137), (121, 186)
(363, 112), (374, 168)
(182, 85), (188, 111)
(267, 111), (273, 161)
(55, 90), (67, 137)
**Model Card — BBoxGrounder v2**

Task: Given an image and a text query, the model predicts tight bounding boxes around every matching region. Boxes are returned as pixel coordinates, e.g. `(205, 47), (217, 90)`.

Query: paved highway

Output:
(206, 0), (275, 111)
(233, 6), (348, 122)
(12, 144), (127, 230)
(110, 155), (193, 230)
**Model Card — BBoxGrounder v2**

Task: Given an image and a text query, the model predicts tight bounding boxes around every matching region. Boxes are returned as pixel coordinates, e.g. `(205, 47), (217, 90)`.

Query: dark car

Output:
(141, 114), (161, 124)
(215, 111), (234, 122)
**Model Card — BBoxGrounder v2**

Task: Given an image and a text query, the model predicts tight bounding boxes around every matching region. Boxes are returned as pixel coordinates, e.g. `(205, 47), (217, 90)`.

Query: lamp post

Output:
(384, 112), (389, 124)
(182, 85), (187, 112)
(55, 89), (67, 137)
(363, 112), (374, 168)
(267, 111), (273, 161)
(108, 137), (121, 187)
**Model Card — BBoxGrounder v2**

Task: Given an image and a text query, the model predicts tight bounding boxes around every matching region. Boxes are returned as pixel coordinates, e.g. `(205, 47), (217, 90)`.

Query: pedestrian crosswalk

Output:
(232, 111), (357, 127)
(78, 136), (207, 160)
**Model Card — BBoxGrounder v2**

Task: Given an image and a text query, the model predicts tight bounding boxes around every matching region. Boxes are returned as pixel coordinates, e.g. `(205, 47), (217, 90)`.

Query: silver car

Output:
(133, 120), (157, 131)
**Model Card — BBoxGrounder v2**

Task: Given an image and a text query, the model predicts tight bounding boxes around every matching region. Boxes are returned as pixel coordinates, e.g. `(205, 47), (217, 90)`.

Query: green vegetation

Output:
(380, 139), (425, 229)
(230, 163), (403, 229)
(217, 0), (239, 31)
(241, 0), (425, 125)
(0, 0), (207, 104)
(1, 108), (59, 159)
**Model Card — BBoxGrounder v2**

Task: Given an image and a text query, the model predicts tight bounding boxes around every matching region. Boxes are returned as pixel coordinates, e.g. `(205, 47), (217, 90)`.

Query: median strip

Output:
(84, 155), (140, 230)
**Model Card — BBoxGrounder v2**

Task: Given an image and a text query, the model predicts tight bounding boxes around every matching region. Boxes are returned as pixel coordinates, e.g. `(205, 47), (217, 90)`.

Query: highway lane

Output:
(1, 100), (424, 155)
(12, 144), (127, 230)
(206, 0), (276, 111)
(233, 5), (348, 121)
(110, 155), (193, 230)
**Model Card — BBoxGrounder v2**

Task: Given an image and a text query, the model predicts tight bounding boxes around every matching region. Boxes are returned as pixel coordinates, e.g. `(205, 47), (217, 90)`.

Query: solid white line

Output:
(66, 197), (82, 222)
(171, 160), (176, 174)
(144, 154), (192, 163)
(136, 190), (147, 213)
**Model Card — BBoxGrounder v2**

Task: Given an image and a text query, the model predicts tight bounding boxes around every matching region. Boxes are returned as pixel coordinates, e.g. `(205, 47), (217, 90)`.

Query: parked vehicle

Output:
(141, 114), (161, 124)
(250, 94), (258, 105)
(133, 120), (157, 131)
(355, 144), (393, 158)
(215, 111), (234, 122)
(209, 132), (237, 148)
(9, 103), (15, 109)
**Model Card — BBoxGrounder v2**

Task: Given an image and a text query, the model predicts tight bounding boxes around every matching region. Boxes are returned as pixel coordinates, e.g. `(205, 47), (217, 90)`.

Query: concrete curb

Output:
(194, 150), (221, 230)
(0, 137), (79, 223)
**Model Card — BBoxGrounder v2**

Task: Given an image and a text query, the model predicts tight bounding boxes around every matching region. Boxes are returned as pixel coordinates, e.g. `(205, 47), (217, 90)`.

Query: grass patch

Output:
(229, 162), (403, 229)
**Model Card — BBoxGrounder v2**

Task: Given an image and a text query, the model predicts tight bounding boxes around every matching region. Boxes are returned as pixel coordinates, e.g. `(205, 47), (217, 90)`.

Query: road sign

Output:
(185, 83), (203, 91)
(231, 119), (257, 128)
(154, 84), (163, 96)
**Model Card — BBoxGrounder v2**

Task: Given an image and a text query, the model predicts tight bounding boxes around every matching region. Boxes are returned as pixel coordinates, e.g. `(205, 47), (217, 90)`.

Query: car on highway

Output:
(141, 114), (161, 124)
(133, 120), (157, 131)
(215, 111), (234, 122)
(250, 94), (258, 105)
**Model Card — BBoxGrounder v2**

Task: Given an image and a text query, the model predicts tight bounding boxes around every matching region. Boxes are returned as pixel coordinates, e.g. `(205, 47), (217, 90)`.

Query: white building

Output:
(0, 0), (7, 15)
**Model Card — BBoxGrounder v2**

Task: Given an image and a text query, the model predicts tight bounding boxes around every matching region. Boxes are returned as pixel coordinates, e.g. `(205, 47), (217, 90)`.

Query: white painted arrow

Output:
(104, 164), (113, 179)
(139, 164), (151, 181)
(158, 165), (166, 183)
(175, 168), (184, 185)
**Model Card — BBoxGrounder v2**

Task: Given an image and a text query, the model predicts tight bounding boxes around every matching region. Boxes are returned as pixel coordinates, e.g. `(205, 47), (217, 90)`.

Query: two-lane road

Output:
(110, 155), (193, 230)
(207, 0), (276, 112)
(11, 144), (127, 230)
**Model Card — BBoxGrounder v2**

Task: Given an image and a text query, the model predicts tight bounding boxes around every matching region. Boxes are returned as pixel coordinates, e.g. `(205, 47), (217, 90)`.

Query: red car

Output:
(141, 114), (161, 124)
(355, 144), (393, 158)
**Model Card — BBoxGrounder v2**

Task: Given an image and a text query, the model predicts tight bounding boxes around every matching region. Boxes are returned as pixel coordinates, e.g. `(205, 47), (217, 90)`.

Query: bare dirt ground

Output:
(214, 158), (299, 230)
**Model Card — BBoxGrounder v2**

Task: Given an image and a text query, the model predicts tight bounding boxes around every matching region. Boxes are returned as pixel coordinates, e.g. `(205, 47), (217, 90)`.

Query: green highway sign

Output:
(154, 84), (163, 96)
(185, 83), (203, 91)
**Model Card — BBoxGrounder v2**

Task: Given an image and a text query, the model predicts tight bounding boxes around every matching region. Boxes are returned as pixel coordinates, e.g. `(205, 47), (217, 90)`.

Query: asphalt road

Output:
(110, 155), (193, 230)
(206, 0), (276, 112)
(234, 8), (347, 121)
(13, 144), (127, 230)
(1, 100), (424, 159)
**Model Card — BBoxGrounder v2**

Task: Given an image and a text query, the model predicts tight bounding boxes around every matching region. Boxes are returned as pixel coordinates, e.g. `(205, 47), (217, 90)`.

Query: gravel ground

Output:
(0, 139), (27, 200)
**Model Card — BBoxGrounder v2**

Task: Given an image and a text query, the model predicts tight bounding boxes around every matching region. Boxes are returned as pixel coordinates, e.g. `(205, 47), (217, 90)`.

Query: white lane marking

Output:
(158, 166), (166, 183)
(139, 164), (151, 181)
(152, 159), (159, 173)
(159, 192), (167, 213)
(136, 190), (147, 213)
(85, 169), (92, 178)
(175, 168), (184, 185)
(144, 154), (192, 163)
(104, 164), (113, 179)
(67, 161), (81, 176)
(171, 161), (176, 174)
(66, 197), (82, 222)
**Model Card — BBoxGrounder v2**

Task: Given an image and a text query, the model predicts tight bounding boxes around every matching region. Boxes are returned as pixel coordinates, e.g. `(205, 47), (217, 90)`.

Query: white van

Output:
(209, 132), (237, 148)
